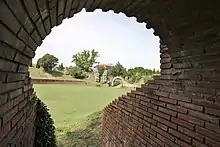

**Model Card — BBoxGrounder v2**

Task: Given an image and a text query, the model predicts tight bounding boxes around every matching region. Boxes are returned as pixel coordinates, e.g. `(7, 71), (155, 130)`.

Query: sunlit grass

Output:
(34, 84), (128, 146)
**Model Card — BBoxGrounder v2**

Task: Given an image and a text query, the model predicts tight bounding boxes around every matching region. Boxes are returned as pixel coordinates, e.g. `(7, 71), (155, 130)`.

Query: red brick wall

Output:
(100, 44), (220, 147)
(0, 76), (36, 147)
(1, 0), (220, 146)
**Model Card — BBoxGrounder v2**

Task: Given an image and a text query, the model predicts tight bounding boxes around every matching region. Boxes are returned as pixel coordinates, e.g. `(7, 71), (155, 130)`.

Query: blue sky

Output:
(33, 9), (160, 70)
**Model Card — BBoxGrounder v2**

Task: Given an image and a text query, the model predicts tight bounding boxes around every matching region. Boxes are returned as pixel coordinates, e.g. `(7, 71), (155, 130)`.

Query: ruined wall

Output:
(101, 44), (220, 147)
(0, 0), (220, 146)
(31, 78), (86, 85)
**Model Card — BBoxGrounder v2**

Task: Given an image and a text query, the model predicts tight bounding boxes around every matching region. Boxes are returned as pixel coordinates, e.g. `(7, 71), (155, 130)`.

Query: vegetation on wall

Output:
(34, 98), (56, 147)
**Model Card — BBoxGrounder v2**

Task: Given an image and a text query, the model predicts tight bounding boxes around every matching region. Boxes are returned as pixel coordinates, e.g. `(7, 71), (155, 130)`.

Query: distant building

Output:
(93, 63), (113, 73)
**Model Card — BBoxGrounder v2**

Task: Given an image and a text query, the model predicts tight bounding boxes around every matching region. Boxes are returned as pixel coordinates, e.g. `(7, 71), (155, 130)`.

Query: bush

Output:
(70, 66), (87, 79)
(34, 98), (56, 147)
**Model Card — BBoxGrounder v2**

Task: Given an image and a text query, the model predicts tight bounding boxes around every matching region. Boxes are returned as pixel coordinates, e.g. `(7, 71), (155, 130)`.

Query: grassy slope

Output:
(34, 84), (128, 146)
(29, 67), (73, 80)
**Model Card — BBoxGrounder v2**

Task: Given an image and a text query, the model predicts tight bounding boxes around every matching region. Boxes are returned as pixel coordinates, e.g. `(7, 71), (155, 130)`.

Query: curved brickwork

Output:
(0, 0), (220, 146)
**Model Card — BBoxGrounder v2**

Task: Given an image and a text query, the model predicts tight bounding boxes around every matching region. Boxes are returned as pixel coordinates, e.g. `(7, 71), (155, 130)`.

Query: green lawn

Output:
(34, 84), (128, 146)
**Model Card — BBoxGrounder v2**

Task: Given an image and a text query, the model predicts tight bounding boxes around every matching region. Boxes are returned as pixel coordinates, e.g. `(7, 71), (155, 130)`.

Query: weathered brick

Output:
(157, 122), (168, 131)
(0, 23), (25, 51)
(205, 137), (220, 147)
(205, 122), (220, 135)
(168, 128), (191, 143)
(155, 91), (169, 97)
(178, 101), (204, 111)
(0, 122), (11, 141)
(192, 97), (219, 109)
(159, 97), (177, 104)
(14, 52), (32, 66)
(178, 126), (204, 141)
(0, 93), (8, 106)
(160, 57), (171, 64)
(159, 106), (177, 117)
(151, 125), (175, 141)
(0, 81), (24, 94)
(151, 99), (166, 107)
(0, 72), (7, 83)
(2, 105), (19, 125)
(6, 73), (26, 82)
(178, 113), (204, 127)
(173, 63), (191, 69)
(169, 94), (191, 102)
(175, 138), (191, 147)
(171, 117), (194, 130)
(18, 99), (27, 111)
(0, 1), (21, 34)
(8, 88), (23, 100)
(161, 63), (172, 69)
(153, 115), (177, 129)
(23, 47), (35, 58)
(156, 134), (179, 147)
(192, 139), (208, 147)
(149, 108), (170, 120)
(17, 28), (38, 49)
(188, 109), (219, 124)
(205, 107), (220, 117)
(0, 59), (18, 72)
(18, 65), (28, 73)
(160, 53), (170, 58)
(196, 126), (220, 142)
(13, 94), (25, 106)
(0, 42), (17, 60)
(167, 104), (188, 114)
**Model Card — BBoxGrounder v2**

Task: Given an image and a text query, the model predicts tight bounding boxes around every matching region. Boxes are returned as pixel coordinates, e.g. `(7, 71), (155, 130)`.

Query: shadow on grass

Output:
(56, 111), (102, 147)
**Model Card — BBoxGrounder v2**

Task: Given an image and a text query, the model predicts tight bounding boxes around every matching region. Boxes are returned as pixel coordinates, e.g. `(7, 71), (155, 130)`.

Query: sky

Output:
(33, 9), (160, 70)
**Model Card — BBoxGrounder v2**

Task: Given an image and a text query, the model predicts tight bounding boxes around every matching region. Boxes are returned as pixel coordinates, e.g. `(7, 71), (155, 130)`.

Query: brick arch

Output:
(0, 0), (220, 146)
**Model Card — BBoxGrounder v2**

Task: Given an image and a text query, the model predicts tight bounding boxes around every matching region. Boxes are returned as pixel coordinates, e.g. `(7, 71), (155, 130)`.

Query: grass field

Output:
(34, 84), (128, 146)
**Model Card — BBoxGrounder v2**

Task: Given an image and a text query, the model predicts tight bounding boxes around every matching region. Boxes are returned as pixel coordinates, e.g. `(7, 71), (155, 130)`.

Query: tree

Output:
(97, 66), (106, 77)
(108, 62), (126, 78)
(72, 49), (99, 72)
(36, 54), (59, 72)
(36, 59), (41, 68)
(69, 66), (87, 79)
(57, 63), (64, 71)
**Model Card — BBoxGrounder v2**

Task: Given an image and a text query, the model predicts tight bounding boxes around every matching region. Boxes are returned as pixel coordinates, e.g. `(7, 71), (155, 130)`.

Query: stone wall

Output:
(0, 0), (220, 146)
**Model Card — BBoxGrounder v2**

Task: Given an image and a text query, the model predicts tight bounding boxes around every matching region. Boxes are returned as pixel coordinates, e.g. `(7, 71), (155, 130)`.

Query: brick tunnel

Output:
(0, 0), (220, 146)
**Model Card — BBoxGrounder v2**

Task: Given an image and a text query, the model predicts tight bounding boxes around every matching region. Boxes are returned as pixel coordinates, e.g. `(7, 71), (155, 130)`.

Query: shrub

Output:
(70, 66), (87, 79)
(34, 98), (56, 147)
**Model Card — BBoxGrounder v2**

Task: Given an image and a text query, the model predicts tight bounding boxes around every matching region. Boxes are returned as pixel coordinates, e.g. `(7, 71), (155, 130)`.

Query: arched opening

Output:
(30, 9), (160, 146)
(0, 0), (220, 147)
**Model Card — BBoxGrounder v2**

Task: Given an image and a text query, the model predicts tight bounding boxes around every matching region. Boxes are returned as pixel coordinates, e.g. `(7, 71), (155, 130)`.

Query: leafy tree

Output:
(97, 66), (106, 76)
(72, 49), (99, 72)
(57, 63), (64, 71)
(36, 59), (41, 69)
(127, 67), (156, 84)
(108, 62), (126, 78)
(69, 66), (87, 79)
(36, 54), (59, 72)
